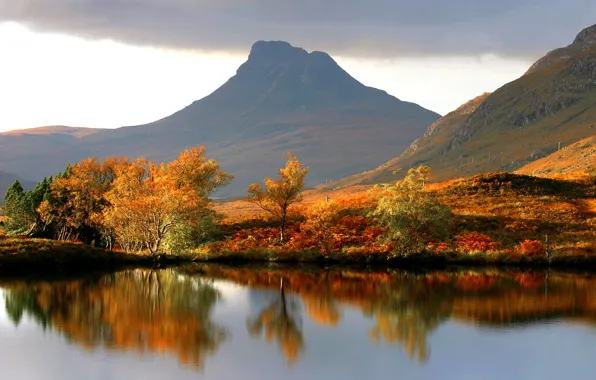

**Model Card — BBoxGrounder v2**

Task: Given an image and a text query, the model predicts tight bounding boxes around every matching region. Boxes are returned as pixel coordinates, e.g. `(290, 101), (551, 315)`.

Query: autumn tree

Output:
(103, 147), (232, 254)
(301, 200), (341, 254)
(38, 158), (128, 243)
(247, 153), (308, 242)
(370, 166), (452, 255)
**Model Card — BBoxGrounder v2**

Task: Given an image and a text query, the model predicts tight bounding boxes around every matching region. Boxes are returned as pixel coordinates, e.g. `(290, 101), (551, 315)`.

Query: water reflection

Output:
(184, 266), (596, 365)
(2, 269), (225, 370)
(247, 280), (304, 365)
(2, 266), (596, 374)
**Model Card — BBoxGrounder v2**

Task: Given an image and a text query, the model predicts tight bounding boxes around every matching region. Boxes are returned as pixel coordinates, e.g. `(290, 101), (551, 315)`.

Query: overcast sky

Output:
(0, 1), (594, 131)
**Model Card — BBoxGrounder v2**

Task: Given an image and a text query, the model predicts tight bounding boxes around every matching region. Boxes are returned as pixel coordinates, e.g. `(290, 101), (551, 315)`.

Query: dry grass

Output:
(211, 172), (596, 263)
(0, 236), (198, 275)
(517, 136), (596, 177)
(214, 185), (371, 219)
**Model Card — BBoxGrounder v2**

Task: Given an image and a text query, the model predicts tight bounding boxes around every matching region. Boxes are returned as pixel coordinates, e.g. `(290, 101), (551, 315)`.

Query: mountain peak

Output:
(248, 40), (308, 62)
(525, 23), (596, 76)
(573, 24), (596, 45)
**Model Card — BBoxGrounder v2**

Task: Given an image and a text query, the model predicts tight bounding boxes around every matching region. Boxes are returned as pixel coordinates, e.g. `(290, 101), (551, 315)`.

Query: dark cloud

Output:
(2, 0), (595, 58)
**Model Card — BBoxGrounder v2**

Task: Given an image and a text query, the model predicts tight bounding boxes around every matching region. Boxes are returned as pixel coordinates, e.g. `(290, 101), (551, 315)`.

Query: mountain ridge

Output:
(0, 40), (440, 196)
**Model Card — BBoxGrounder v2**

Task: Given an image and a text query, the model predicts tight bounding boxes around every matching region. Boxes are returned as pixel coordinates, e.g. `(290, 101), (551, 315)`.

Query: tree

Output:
(3, 178), (53, 236)
(103, 147), (232, 255)
(38, 158), (127, 243)
(370, 166), (452, 255)
(247, 153), (308, 242)
(300, 200), (341, 254)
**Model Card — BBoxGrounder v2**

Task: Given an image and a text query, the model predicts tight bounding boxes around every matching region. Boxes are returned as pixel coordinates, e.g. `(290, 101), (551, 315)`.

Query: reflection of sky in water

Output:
(1, 278), (596, 380)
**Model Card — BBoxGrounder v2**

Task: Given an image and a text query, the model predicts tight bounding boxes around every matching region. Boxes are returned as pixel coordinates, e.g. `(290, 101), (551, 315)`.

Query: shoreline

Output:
(194, 249), (596, 270)
(2, 237), (596, 275)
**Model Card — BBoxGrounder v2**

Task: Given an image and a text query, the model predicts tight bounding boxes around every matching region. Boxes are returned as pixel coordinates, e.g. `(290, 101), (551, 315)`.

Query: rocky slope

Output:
(329, 24), (596, 188)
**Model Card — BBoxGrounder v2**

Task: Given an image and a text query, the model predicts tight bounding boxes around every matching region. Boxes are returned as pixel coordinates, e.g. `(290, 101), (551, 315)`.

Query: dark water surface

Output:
(2, 266), (596, 380)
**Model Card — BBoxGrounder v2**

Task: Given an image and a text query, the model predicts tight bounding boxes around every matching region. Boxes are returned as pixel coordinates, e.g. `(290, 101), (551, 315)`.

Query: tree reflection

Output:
(364, 276), (453, 363)
(186, 265), (596, 366)
(3, 269), (225, 371)
(247, 279), (304, 366)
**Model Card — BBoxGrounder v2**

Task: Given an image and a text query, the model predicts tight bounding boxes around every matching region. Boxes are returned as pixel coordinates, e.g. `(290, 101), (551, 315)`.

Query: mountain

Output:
(517, 136), (595, 177)
(0, 171), (36, 203)
(0, 41), (439, 196)
(329, 24), (596, 188)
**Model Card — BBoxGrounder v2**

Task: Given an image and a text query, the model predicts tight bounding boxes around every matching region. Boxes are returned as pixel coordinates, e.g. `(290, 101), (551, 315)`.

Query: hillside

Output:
(329, 24), (596, 188)
(517, 135), (596, 177)
(0, 41), (439, 196)
(2, 125), (105, 138)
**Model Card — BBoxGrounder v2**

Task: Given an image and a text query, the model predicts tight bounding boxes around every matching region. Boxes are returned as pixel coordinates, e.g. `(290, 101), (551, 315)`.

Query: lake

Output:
(1, 265), (596, 380)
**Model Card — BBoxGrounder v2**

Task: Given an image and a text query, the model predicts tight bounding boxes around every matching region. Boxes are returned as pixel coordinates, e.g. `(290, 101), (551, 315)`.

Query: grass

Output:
(189, 247), (596, 269)
(0, 236), (202, 275)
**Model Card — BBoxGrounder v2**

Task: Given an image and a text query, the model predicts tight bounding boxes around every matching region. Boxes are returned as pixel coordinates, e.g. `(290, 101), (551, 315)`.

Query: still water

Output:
(1, 266), (596, 380)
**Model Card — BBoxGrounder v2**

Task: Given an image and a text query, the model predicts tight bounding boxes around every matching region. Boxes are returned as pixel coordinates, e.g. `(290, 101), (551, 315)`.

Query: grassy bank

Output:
(1, 235), (596, 274)
(0, 237), (199, 275)
(192, 247), (596, 269)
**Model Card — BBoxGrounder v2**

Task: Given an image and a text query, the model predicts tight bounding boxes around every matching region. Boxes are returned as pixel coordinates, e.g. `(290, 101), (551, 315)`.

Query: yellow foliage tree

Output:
(103, 148), (232, 255)
(301, 200), (341, 254)
(247, 153), (308, 242)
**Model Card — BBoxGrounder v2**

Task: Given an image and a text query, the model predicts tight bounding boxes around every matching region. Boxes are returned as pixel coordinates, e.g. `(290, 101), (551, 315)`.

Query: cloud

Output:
(2, 0), (595, 58)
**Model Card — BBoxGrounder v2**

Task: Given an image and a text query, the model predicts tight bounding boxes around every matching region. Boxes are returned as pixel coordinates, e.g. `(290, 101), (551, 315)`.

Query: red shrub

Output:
(516, 240), (546, 257)
(456, 232), (501, 252)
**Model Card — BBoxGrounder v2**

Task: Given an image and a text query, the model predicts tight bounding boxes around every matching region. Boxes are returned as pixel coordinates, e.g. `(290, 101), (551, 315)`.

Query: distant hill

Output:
(0, 41), (439, 196)
(0, 171), (36, 204)
(328, 24), (596, 188)
(2, 125), (105, 138)
(517, 136), (596, 177)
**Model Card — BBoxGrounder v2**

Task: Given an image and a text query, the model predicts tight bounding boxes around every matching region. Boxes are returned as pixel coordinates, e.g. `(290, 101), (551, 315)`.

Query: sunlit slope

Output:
(328, 24), (596, 189)
(517, 135), (596, 177)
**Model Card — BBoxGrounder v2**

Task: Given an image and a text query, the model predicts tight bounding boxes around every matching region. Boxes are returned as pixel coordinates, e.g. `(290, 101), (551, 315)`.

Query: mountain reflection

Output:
(2, 269), (225, 370)
(4, 266), (596, 370)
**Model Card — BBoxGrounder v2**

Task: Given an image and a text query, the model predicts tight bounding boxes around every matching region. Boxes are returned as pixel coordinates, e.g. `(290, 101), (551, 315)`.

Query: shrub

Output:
(370, 166), (453, 255)
(515, 240), (546, 257)
(456, 232), (501, 252)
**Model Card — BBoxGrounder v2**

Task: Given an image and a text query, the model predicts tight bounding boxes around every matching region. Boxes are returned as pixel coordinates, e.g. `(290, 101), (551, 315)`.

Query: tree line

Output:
(2, 145), (453, 256)
(2, 147), (232, 254)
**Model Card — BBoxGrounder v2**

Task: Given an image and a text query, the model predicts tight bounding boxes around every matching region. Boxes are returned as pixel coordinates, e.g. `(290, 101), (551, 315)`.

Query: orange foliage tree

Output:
(39, 146), (231, 254)
(38, 157), (129, 243)
(300, 200), (341, 254)
(247, 153), (308, 242)
(104, 147), (232, 254)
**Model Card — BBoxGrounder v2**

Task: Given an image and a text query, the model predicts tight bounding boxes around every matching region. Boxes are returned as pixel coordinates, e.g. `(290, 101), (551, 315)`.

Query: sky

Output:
(0, 1), (595, 131)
